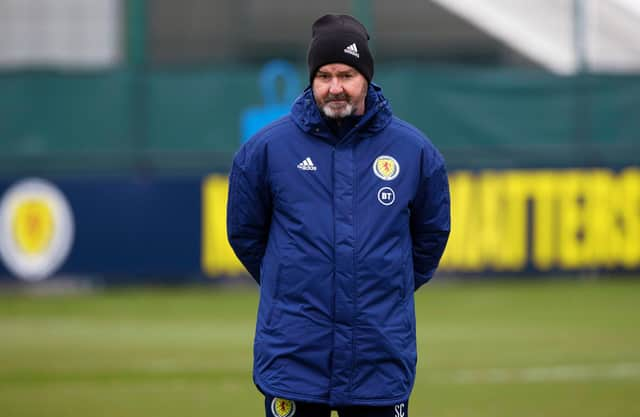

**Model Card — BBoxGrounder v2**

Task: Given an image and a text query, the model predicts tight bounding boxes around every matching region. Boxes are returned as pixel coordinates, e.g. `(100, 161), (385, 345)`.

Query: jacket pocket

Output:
(264, 262), (282, 328)
(400, 253), (413, 301)
(353, 324), (412, 399)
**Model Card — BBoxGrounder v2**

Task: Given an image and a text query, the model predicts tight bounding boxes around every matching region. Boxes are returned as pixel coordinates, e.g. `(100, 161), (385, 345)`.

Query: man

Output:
(227, 14), (450, 417)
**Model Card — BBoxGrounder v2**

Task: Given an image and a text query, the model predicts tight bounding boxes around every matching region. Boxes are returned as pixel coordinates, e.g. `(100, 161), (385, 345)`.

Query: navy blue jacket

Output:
(227, 84), (450, 406)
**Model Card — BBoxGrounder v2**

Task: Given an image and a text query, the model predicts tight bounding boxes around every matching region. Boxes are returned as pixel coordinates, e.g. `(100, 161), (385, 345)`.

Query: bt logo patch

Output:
(377, 187), (395, 206)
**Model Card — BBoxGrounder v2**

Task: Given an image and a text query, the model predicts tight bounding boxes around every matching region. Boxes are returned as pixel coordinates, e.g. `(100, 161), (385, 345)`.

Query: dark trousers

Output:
(265, 395), (408, 417)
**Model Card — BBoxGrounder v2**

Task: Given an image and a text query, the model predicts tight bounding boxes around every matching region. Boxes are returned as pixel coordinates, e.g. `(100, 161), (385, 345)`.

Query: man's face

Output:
(312, 63), (368, 119)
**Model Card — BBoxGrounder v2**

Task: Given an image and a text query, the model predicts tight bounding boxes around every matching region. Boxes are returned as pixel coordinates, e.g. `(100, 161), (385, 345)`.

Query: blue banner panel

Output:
(0, 177), (202, 283)
(3, 168), (639, 285)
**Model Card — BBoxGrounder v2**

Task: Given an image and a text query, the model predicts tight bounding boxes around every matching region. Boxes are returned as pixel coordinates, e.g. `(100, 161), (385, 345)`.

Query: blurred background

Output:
(0, 1), (639, 416)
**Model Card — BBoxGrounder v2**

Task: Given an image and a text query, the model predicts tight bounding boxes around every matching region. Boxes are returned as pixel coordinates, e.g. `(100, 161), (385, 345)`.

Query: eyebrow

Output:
(317, 70), (355, 76)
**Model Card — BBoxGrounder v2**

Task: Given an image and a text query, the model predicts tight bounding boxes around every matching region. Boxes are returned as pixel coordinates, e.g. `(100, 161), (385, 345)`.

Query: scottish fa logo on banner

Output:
(0, 179), (74, 281)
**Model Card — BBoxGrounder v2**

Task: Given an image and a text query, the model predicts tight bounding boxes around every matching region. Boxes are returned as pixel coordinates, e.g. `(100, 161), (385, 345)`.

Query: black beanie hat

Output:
(307, 14), (374, 84)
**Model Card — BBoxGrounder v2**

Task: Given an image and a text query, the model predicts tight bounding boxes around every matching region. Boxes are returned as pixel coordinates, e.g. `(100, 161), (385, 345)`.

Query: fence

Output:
(1, 65), (638, 176)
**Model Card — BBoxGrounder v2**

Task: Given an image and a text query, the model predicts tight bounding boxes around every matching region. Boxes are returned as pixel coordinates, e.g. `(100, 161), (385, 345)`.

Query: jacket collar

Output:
(291, 83), (393, 141)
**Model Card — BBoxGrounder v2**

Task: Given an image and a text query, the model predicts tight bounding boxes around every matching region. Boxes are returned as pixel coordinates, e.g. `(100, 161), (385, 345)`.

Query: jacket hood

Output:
(291, 83), (393, 140)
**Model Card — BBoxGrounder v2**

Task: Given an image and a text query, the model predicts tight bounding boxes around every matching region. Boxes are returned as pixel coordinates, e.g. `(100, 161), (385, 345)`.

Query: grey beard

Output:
(321, 102), (355, 119)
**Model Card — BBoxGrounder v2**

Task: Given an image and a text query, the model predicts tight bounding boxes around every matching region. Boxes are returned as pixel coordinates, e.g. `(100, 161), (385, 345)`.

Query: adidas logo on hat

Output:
(344, 43), (359, 58)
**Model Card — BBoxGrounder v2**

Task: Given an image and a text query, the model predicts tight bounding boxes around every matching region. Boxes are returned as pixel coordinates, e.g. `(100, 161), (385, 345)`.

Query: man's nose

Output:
(329, 78), (343, 94)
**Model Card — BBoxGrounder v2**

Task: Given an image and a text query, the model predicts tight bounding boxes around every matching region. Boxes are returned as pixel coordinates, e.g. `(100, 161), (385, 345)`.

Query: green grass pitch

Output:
(1, 278), (639, 417)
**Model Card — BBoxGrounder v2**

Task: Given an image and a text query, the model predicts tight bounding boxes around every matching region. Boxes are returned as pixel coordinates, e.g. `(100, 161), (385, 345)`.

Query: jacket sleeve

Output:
(410, 147), (451, 291)
(226, 145), (272, 284)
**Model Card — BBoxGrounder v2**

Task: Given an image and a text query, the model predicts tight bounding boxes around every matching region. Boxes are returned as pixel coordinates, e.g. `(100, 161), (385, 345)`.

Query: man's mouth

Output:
(327, 94), (348, 102)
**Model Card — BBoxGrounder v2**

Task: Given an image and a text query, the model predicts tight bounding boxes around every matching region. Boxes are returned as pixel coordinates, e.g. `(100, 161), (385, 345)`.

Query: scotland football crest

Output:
(0, 178), (74, 281)
(373, 155), (399, 181)
(271, 397), (296, 417)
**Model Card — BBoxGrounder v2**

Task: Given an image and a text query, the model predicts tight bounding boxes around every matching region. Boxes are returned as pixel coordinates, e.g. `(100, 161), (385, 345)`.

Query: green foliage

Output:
(0, 279), (639, 417)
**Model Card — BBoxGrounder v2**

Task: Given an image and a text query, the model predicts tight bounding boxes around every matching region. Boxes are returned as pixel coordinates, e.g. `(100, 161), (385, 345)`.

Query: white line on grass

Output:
(447, 362), (640, 384)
